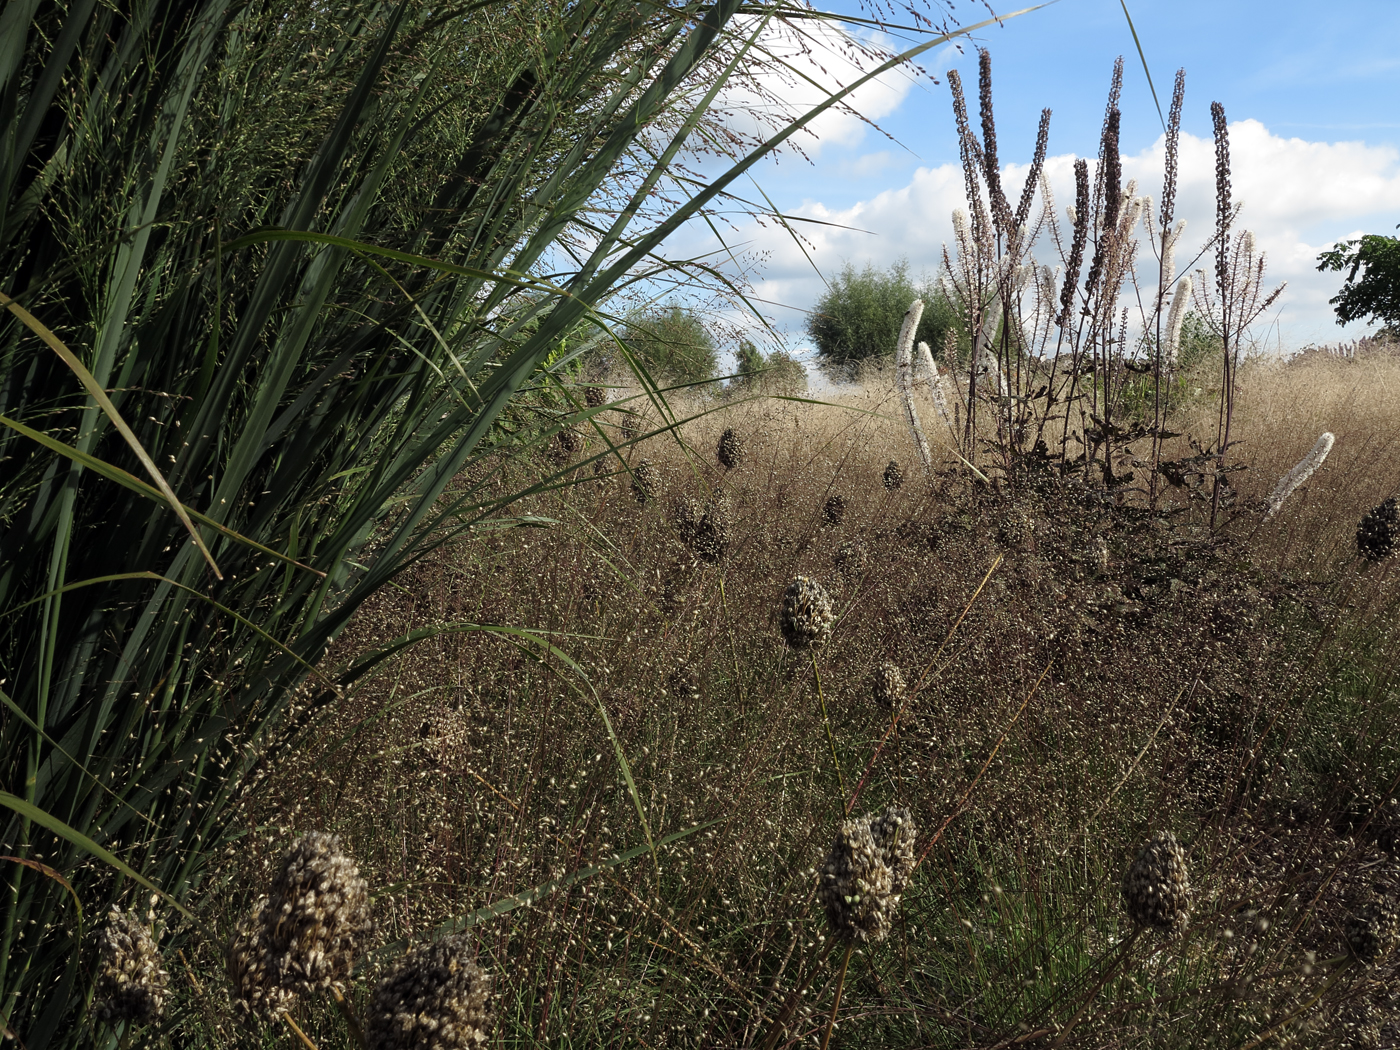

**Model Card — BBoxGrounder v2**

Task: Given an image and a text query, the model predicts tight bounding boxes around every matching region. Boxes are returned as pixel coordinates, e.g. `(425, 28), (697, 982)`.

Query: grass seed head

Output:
(883, 460), (903, 490)
(871, 662), (907, 711)
(780, 575), (833, 649)
(1356, 498), (1399, 561)
(1122, 831), (1191, 935)
(367, 934), (494, 1049)
(1345, 896), (1400, 964)
(92, 908), (167, 1026)
(717, 427), (744, 469)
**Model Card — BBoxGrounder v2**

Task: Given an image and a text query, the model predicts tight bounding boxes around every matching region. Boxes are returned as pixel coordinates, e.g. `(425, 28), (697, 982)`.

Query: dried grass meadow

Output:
(180, 341), (1400, 1049)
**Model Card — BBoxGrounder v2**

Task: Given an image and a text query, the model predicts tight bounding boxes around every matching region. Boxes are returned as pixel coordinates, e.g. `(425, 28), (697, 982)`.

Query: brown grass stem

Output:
(332, 986), (367, 1050)
(810, 651), (847, 805)
(282, 1012), (322, 1050)
(818, 941), (854, 1050)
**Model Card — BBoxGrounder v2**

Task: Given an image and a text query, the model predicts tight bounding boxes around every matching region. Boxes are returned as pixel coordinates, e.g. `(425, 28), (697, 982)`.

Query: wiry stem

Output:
(283, 1012), (323, 1050)
(810, 651), (847, 806)
(819, 941), (855, 1050)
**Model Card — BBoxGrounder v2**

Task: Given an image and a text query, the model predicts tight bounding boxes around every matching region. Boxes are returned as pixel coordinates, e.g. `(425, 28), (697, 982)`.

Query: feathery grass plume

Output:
(366, 933), (494, 1050)
(91, 908), (168, 1027)
(228, 832), (372, 1021)
(818, 804), (918, 943)
(631, 460), (660, 504)
(918, 337), (957, 442)
(870, 662), (907, 711)
(717, 427), (744, 469)
(823, 494), (846, 526)
(1345, 896), (1400, 964)
(1265, 432), (1334, 518)
(834, 538), (868, 582)
(1122, 831), (1191, 935)
(780, 575), (834, 650)
(882, 460), (904, 490)
(894, 298), (934, 474)
(1357, 498), (1400, 561)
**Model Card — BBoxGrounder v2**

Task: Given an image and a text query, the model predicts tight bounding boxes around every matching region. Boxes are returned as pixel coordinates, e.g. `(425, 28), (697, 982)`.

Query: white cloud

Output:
(710, 120), (1400, 349)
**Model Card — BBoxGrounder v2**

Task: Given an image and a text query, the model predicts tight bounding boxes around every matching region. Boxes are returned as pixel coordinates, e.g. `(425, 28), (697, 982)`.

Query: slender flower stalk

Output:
(1265, 432), (1335, 518)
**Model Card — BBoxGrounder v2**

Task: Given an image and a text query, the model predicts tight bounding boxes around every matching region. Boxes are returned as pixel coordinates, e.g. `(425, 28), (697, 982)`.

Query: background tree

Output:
(806, 261), (961, 380)
(727, 341), (807, 394)
(623, 305), (719, 387)
(1318, 228), (1400, 334)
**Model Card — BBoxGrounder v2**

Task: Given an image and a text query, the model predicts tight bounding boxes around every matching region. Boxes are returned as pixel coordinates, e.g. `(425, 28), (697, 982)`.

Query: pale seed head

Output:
(780, 575), (833, 649)
(367, 934), (494, 1049)
(92, 908), (168, 1027)
(1122, 831), (1191, 935)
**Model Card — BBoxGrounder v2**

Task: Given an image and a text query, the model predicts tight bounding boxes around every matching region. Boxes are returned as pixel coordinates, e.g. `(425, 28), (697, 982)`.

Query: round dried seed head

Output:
(818, 814), (895, 943)
(619, 414), (640, 441)
(870, 662), (907, 712)
(673, 494), (703, 546)
(92, 908), (168, 1027)
(869, 804), (918, 895)
(229, 832), (372, 1020)
(780, 575), (833, 649)
(833, 538), (868, 581)
(883, 460), (904, 490)
(1357, 498), (1399, 561)
(692, 497), (732, 564)
(367, 934), (494, 1050)
(552, 427), (584, 461)
(1122, 831), (1191, 934)
(717, 427), (744, 469)
(823, 494), (846, 526)
(631, 460), (659, 504)
(584, 384), (607, 408)
(227, 898), (297, 1023)
(1345, 896), (1400, 964)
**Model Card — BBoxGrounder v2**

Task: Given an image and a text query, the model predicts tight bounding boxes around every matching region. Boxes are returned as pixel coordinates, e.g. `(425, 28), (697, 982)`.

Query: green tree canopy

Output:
(1318, 229), (1400, 333)
(622, 305), (720, 387)
(806, 261), (960, 380)
(727, 342), (807, 394)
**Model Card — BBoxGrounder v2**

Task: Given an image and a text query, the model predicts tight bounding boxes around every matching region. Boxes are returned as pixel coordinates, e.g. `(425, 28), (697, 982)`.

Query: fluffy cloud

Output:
(708, 120), (1400, 349)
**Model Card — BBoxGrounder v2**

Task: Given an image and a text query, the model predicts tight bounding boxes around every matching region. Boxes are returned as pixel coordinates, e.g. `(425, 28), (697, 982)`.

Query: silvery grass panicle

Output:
(228, 832), (373, 1021)
(1122, 831), (1191, 935)
(1264, 432), (1334, 518)
(780, 576), (833, 649)
(367, 933), (493, 1049)
(92, 907), (168, 1027)
(818, 805), (918, 943)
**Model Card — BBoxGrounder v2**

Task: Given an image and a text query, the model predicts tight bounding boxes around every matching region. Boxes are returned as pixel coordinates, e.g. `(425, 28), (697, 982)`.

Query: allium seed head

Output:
(883, 460), (904, 490)
(818, 805), (917, 943)
(1357, 498), (1399, 561)
(92, 908), (168, 1026)
(631, 460), (659, 504)
(228, 832), (372, 1021)
(780, 575), (833, 649)
(871, 662), (907, 711)
(823, 494), (846, 526)
(833, 538), (868, 582)
(1122, 831), (1191, 934)
(584, 385), (607, 408)
(717, 428), (744, 469)
(1345, 896), (1400, 964)
(367, 934), (494, 1049)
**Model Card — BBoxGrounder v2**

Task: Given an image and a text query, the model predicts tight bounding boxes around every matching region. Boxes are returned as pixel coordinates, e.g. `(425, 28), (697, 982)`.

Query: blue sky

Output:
(678, 0), (1400, 359)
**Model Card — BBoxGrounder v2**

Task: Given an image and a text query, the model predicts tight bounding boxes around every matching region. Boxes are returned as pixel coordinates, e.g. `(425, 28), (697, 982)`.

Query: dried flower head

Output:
(552, 427), (584, 462)
(584, 384), (607, 408)
(674, 494), (729, 562)
(870, 662), (907, 712)
(780, 575), (833, 649)
(717, 427), (744, 469)
(367, 934), (494, 1049)
(228, 832), (372, 1021)
(1357, 498), (1399, 561)
(1345, 896), (1400, 964)
(92, 908), (168, 1026)
(818, 804), (918, 943)
(620, 414), (640, 442)
(882, 460), (904, 490)
(1122, 831), (1191, 934)
(833, 538), (868, 582)
(823, 495), (846, 526)
(631, 460), (659, 504)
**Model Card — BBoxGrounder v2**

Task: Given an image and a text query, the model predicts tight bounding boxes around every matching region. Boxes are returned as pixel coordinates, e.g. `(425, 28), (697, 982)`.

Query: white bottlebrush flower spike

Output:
(894, 298), (933, 475)
(1265, 432), (1335, 518)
